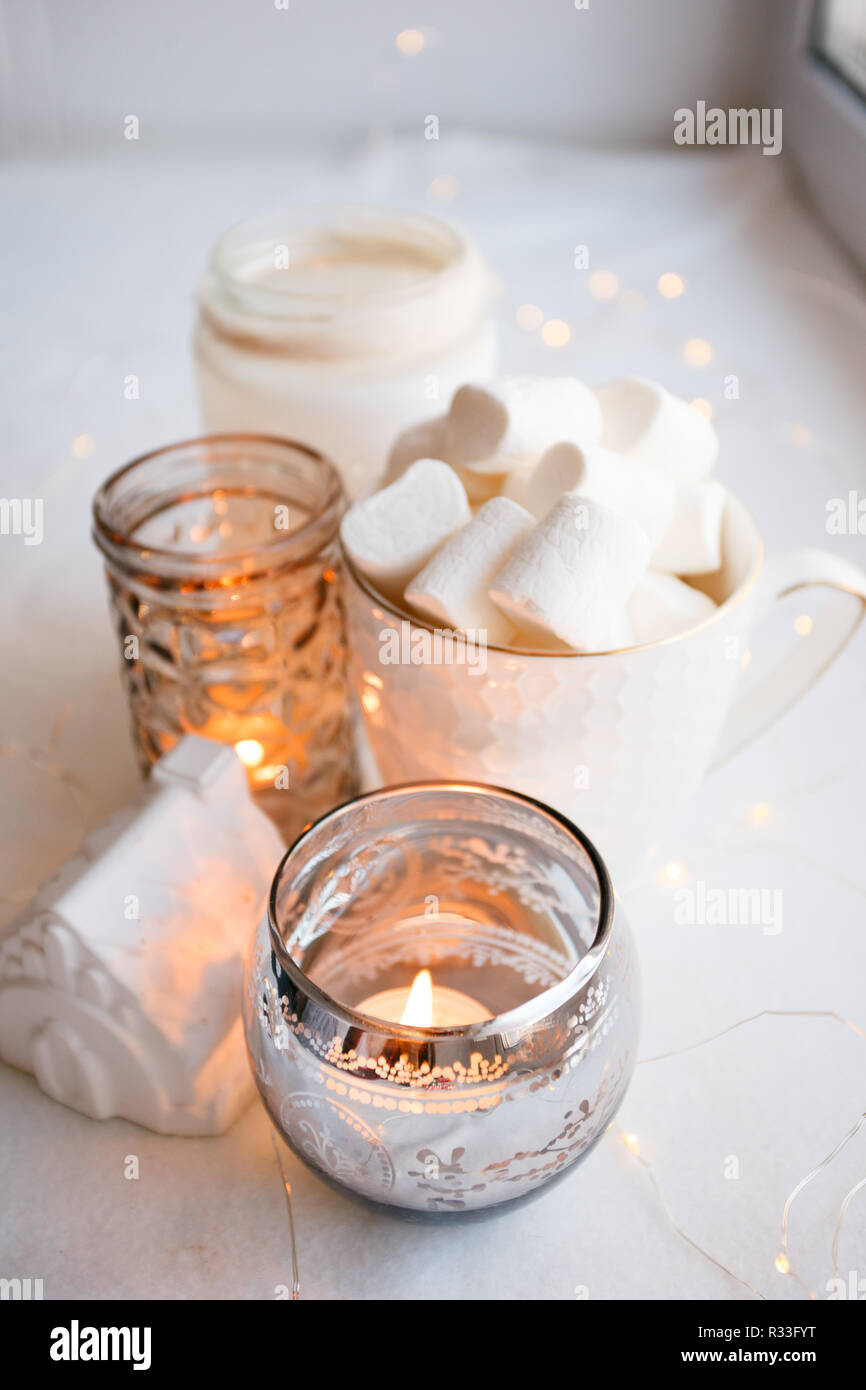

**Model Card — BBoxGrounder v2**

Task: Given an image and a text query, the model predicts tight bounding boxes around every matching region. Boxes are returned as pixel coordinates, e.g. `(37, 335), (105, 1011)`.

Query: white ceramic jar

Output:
(194, 205), (497, 498)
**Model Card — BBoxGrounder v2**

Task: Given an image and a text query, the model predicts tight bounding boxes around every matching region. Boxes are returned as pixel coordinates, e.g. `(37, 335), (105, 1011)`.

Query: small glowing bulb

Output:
(395, 28), (424, 55)
(516, 303), (544, 332)
(541, 318), (571, 348)
(588, 270), (620, 301)
(690, 397), (713, 421)
(749, 802), (772, 825)
(775, 1252), (790, 1275)
(794, 614), (813, 636)
(663, 862), (683, 881)
(429, 174), (459, 202)
(658, 272), (685, 299)
(683, 337), (713, 367)
(622, 1132), (641, 1156)
(235, 739), (265, 768)
(72, 434), (94, 458)
(740, 648), (751, 670)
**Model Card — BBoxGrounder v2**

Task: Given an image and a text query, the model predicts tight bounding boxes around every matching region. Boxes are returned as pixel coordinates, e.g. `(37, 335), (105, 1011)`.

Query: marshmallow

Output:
(405, 497), (534, 645)
(628, 570), (717, 644)
(381, 417), (502, 506)
(341, 458), (472, 600)
(445, 377), (603, 474)
(652, 479), (726, 574)
(594, 376), (718, 483)
(519, 441), (675, 546)
(489, 495), (651, 653)
(381, 415), (448, 486)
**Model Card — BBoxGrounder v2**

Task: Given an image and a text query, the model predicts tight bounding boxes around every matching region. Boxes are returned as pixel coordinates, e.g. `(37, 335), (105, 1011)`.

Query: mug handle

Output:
(710, 548), (866, 769)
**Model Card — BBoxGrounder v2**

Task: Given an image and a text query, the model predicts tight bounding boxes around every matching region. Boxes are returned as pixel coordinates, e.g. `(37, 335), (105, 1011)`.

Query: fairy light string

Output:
(618, 1130), (768, 1299)
(630, 1009), (866, 1300)
(831, 1175), (866, 1298)
(270, 1128), (301, 1300)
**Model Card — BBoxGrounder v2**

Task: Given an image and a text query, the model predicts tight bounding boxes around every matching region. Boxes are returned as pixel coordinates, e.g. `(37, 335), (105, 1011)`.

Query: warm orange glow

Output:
(234, 738), (265, 768)
(400, 969), (434, 1027)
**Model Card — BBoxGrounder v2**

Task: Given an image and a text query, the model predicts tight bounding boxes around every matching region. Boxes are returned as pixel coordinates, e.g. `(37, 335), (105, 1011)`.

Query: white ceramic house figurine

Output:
(0, 737), (284, 1135)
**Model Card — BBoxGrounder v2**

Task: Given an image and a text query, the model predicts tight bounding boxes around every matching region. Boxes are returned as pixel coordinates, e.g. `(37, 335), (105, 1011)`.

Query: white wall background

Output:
(0, 0), (785, 155)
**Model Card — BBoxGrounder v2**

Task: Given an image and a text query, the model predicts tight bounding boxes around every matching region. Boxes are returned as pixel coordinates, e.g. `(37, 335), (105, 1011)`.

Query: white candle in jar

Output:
(357, 969), (493, 1027)
(194, 205), (497, 497)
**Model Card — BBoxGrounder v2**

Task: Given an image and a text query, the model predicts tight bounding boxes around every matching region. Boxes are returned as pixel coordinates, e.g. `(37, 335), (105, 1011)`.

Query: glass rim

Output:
(92, 432), (344, 574)
(267, 779), (614, 1041)
(203, 202), (473, 311)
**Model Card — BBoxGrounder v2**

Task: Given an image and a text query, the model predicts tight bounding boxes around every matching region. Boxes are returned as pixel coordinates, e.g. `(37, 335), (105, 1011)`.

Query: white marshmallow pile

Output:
(342, 374), (725, 653)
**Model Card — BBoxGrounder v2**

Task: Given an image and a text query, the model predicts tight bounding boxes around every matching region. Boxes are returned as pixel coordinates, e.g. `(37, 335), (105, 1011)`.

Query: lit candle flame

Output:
(234, 738), (265, 769)
(400, 969), (434, 1027)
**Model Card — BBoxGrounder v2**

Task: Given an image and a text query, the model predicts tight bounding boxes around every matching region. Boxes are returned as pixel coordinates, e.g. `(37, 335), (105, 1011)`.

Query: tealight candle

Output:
(357, 968), (493, 1027)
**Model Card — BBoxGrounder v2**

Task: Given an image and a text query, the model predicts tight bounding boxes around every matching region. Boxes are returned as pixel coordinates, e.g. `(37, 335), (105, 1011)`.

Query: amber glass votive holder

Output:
(92, 434), (359, 843)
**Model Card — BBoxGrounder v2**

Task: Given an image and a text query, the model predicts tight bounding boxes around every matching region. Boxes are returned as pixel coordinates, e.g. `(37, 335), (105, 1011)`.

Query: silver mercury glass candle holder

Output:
(244, 782), (640, 1217)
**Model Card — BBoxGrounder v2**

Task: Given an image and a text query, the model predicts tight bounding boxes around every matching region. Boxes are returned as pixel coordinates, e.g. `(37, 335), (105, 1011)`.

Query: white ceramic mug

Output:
(344, 491), (866, 880)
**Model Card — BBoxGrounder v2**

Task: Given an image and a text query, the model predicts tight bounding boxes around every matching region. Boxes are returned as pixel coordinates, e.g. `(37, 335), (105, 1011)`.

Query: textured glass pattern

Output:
(94, 437), (359, 844)
(245, 784), (639, 1215)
